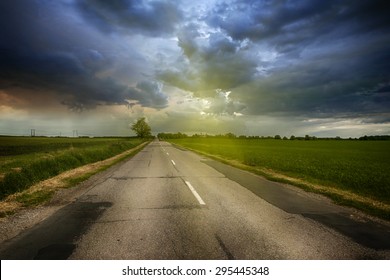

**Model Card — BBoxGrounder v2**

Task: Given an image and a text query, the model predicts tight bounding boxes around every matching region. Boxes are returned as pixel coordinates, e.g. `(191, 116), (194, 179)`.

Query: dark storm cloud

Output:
(207, 0), (389, 46)
(0, 0), (52, 48)
(0, 46), (168, 110)
(76, 0), (183, 36)
(206, 0), (390, 68)
(0, 47), (128, 108)
(238, 56), (390, 119)
(0, 1), (168, 110)
(200, 0), (390, 120)
(207, 0), (331, 42)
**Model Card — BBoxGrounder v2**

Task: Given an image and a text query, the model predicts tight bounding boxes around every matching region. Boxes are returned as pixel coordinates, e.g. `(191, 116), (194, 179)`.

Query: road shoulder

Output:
(0, 141), (149, 244)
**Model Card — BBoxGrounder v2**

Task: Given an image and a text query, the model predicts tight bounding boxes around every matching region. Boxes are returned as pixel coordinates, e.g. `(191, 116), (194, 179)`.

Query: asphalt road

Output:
(1, 140), (390, 259)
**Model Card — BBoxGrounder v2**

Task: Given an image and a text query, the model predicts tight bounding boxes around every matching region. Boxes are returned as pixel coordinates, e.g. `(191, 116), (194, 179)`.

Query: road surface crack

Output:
(215, 235), (235, 260)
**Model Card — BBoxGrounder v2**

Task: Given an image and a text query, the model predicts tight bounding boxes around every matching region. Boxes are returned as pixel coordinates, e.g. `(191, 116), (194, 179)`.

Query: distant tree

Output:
(225, 132), (236, 138)
(131, 117), (151, 138)
(290, 135), (296, 140)
(283, 136), (288, 140)
(274, 135), (281, 139)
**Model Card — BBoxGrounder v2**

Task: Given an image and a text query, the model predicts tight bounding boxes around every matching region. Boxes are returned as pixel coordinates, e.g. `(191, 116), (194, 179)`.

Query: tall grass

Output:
(168, 138), (390, 204)
(0, 137), (146, 199)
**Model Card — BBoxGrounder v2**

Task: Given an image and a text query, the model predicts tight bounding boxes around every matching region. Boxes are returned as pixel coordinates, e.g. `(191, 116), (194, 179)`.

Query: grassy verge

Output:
(0, 141), (149, 217)
(0, 137), (146, 199)
(167, 138), (390, 220)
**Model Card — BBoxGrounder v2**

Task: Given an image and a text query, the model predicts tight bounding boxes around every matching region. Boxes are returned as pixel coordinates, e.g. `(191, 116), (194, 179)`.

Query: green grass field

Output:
(0, 136), (146, 199)
(167, 138), (390, 206)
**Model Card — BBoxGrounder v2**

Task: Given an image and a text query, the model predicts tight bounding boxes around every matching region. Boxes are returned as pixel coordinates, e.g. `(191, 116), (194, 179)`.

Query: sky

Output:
(0, 0), (389, 137)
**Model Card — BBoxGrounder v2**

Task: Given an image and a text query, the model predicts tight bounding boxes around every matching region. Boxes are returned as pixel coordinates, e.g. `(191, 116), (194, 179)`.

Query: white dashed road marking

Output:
(184, 181), (206, 205)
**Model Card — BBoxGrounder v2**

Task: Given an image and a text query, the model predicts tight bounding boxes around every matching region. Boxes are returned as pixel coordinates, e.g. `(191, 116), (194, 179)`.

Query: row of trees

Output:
(157, 132), (390, 141)
(132, 118), (390, 141)
(359, 135), (390, 141)
(157, 132), (326, 140)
